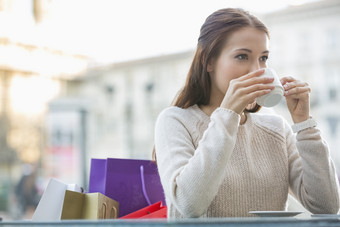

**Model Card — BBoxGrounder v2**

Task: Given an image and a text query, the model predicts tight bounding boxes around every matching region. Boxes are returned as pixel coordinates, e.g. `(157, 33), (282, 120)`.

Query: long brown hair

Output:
(174, 8), (269, 109)
(153, 8), (269, 162)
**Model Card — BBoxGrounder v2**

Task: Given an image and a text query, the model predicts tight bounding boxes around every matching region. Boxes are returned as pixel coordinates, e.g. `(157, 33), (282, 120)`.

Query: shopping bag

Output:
(120, 201), (167, 219)
(61, 190), (119, 219)
(60, 190), (84, 219)
(32, 178), (82, 221)
(83, 192), (119, 219)
(88, 158), (165, 217)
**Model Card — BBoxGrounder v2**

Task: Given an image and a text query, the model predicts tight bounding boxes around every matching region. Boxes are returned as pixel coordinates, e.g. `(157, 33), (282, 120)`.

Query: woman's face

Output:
(208, 27), (270, 102)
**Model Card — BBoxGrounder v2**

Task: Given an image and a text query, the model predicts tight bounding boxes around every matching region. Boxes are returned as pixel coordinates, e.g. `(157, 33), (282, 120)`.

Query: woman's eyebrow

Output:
(234, 48), (269, 54)
(234, 48), (252, 53)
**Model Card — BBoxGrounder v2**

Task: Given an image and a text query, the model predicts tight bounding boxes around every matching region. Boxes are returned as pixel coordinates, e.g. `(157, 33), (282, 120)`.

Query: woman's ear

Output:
(207, 59), (215, 73)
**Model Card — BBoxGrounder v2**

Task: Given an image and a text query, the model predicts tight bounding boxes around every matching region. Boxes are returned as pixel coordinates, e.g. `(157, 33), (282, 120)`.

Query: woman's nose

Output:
(250, 61), (262, 72)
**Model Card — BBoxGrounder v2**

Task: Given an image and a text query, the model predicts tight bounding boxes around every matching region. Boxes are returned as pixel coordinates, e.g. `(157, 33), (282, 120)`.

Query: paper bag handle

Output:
(102, 202), (107, 219)
(110, 206), (118, 218)
(140, 165), (152, 205)
(102, 202), (118, 219)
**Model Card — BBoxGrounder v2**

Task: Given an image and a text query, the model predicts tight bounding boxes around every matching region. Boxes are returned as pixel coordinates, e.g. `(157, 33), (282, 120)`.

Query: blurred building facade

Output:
(67, 51), (193, 162)
(0, 0), (88, 218)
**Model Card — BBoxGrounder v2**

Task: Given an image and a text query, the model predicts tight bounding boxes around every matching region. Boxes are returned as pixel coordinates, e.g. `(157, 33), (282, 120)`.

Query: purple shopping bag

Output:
(88, 158), (166, 217)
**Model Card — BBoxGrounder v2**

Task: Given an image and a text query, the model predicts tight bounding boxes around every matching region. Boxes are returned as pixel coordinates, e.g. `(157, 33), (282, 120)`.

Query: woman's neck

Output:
(199, 104), (217, 117)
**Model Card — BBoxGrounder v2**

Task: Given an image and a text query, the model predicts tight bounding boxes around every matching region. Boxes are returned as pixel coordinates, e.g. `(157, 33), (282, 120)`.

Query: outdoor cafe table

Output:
(1, 217), (340, 227)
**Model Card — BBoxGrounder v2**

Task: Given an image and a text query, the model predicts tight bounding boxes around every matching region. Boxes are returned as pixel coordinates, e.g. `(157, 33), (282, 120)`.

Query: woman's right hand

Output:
(220, 69), (275, 114)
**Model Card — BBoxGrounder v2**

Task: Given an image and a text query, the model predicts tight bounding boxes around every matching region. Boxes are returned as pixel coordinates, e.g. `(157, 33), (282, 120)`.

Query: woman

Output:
(154, 8), (340, 218)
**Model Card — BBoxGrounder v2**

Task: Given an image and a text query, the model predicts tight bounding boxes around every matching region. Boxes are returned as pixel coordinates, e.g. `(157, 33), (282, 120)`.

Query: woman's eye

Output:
(235, 54), (248, 60)
(260, 56), (269, 62)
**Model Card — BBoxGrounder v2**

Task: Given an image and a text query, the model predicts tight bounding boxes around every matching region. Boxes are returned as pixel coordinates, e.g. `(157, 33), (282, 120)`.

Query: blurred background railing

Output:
(0, 0), (339, 220)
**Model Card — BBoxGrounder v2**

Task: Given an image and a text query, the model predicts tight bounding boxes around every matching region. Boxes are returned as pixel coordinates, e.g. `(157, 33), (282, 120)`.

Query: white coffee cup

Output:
(255, 68), (284, 107)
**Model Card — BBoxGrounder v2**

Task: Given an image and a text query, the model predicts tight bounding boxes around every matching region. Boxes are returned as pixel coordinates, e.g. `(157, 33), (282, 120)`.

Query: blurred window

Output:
(326, 30), (338, 51)
(299, 32), (311, 53)
(310, 89), (320, 108)
(327, 116), (339, 137)
(145, 82), (154, 93)
(329, 87), (337, 101)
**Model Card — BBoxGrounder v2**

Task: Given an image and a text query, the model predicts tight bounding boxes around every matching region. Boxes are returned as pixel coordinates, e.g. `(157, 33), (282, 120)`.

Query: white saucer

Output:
(249, 211), (303, 217)
(311, 214), (340, 218)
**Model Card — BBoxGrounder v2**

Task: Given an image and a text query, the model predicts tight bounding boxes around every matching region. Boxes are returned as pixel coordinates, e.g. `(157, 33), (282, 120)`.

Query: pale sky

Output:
(26, 0), (321, 64)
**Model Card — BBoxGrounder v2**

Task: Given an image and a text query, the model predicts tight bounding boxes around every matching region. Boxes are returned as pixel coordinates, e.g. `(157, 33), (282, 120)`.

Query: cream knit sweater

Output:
(154, 105), (340, 218)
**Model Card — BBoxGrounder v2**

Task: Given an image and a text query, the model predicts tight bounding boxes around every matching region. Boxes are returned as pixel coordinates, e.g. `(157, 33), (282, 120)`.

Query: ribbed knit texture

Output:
(154, 105), (340, 218)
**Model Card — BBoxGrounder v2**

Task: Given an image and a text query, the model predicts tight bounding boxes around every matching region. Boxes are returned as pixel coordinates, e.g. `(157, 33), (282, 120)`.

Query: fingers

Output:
(227, 69), (275, 107)
(229, 78), (275, 102)
(280, 76), (295, 85)
(232, 83), (273, 104)
(230, 69), (274, 90)
(285, 91), (310, 100)
(226, 88), (272, 113)
(223, 71), (274, 113)
(282, 78), (311, 97)
(284, 86), (311, 97)
(239, 68), (265, 81)
(242, 83), (275, 95)
(230, 76), (274, 91)
(246, 89), (273, 101)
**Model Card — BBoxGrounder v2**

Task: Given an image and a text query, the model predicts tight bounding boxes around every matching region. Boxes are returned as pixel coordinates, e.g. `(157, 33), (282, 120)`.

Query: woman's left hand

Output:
(280, 76), (311, 123)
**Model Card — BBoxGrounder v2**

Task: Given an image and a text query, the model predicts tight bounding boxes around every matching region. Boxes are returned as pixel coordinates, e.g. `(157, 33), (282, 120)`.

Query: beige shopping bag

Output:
(60, 190), (84, 219)
(61, 190), (119, 219)
(83, 193), (119, 219)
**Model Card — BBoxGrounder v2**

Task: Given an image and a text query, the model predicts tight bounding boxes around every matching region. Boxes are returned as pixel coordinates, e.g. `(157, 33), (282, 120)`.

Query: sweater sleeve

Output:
(287, 123), (340, 214)
(155, 107), (240, 217)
